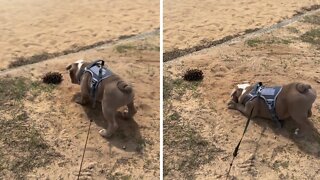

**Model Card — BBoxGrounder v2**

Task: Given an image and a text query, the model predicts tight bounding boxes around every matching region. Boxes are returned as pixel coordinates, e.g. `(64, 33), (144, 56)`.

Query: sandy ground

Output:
(164, 12), (320, 179)
(164, 0), (319, 51)
(0, 0), (159, 69)
(0, 34), (160, 179)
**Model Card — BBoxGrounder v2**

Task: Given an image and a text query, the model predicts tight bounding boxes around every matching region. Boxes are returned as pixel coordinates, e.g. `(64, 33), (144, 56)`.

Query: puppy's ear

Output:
(66, 64), (72, 70)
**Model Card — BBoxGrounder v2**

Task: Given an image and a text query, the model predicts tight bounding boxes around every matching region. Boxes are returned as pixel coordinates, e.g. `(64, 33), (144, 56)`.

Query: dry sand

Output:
(0, 34), (160, 179)
(164, 0), (319, 51)
(0, 1), (160, 178)
(0, 0), (159, 69)
(164, 12), (320, 179)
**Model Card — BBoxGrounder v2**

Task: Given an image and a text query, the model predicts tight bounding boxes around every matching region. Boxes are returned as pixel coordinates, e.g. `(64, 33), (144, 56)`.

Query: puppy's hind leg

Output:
(99, 104), (118, 138)
(123, 101), (137, 119)
(290, 111), (309, 137)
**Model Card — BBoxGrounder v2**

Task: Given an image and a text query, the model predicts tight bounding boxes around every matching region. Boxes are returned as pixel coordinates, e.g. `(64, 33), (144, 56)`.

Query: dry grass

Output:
(301, 28), (320, 45)
(7, 39), (115, 69)
(115, 43), (160, 53)
(164, 110), (223, 179)
(163, 76), (223, 179)
(246, 37), (292, 47)
(0, 77), (59, 179)
(303, 14), (320, 25)
(163, 77), (201, 101)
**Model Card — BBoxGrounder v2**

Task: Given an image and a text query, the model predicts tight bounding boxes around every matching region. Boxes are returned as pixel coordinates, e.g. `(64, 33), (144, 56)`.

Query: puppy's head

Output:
(230, 83), (250, 103)
(66, 59), (85, 84)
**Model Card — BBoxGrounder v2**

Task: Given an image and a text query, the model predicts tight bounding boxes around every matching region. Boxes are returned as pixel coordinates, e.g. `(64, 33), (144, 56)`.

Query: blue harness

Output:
(243, 83), (283, 127)
(77, 60), (113, 107)
(84, 64), (113, 98)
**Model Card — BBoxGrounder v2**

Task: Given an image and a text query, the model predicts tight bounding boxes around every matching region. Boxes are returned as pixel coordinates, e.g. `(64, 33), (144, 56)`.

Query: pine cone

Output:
(183, 69), (204, 81)
(42, 72), (63, 84)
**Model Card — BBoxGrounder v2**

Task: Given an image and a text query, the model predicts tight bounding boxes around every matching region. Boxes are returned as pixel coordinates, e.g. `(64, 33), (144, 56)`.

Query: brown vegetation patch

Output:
(0, 77), (59, 179)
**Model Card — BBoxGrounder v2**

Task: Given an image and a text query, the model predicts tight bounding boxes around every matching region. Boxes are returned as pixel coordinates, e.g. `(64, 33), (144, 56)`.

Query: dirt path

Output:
(164, 0), (319, 52)
(164, 8), (320, 61)
(0, 34), (160, 179)
(164, 12), (320, 179)
(0, 0), (159, 70)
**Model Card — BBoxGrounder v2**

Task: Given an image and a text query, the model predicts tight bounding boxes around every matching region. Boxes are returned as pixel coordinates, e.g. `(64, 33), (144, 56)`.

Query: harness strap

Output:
(91, 65), (103, 108)
(77, 60), (112, 108)
(76, 60), (104, 84)
(244, 83), (282, 128)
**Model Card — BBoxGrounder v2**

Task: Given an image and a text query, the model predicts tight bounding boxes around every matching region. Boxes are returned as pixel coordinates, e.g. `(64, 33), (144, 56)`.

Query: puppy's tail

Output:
(117, 81), (133, 94)
(296, 83), (312, 94)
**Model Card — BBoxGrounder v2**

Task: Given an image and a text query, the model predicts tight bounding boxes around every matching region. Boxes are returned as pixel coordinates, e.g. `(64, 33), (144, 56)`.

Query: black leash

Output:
(77, 119), (93, 179)
(226, 107), (254, 179)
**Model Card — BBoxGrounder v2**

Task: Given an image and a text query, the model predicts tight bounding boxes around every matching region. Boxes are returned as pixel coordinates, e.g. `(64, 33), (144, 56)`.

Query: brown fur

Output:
(66, 60), (137, 138)
(228, 82), (317, 134)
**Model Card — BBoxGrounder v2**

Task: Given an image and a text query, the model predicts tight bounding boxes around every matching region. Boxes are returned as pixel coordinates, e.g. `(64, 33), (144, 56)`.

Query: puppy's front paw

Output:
(227, 101), (237, 109)
(99, 129), (113, 138)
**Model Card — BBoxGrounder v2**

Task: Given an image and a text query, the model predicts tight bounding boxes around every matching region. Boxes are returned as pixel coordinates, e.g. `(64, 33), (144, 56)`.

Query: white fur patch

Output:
(237, 83), (250, 95)
(75, 59), (84, 70)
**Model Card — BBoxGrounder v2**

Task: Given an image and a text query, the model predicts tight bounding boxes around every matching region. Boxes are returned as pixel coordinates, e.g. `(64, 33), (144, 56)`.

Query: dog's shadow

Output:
(72, 93), (144, 153)
(251, 116), (320, 157)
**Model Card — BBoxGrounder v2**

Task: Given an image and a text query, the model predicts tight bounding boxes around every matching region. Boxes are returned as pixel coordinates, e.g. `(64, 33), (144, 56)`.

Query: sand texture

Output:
(0, 35), (160, 179)
(0, 0), (159, 69)
(164, 12), (320, 179)
(164, 0), (319, 51)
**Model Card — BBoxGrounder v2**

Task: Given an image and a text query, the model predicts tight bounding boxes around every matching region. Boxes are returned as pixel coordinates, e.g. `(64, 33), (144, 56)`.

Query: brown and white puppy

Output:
(228, 82), (317, 133)
(66, 59), (137, 138)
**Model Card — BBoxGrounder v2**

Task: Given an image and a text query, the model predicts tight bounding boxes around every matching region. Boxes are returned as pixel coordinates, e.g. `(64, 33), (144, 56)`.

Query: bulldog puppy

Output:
(66, 59), (137, 138)
(228, 82), (317, 134)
